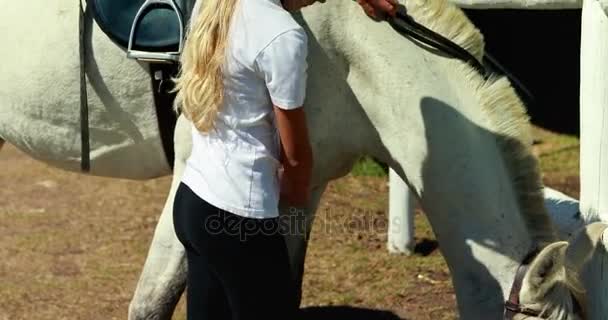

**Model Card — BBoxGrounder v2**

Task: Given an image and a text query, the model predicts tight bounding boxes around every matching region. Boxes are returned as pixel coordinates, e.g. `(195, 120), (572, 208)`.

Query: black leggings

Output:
(173, 183), (298, 320)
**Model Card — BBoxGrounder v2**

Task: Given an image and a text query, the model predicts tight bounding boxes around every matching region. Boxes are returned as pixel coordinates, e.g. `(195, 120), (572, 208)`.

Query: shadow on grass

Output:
(414, 238), (439, 256)
(301, 306), (404, 320)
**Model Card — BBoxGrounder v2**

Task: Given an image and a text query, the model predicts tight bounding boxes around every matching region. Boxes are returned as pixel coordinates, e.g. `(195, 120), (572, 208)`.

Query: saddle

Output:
(79, 0), (196, 171)
(90, 0), (196, 62)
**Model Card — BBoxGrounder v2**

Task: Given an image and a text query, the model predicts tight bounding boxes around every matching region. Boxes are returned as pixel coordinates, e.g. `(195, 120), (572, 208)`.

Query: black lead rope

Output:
(386, 4), (488, 77)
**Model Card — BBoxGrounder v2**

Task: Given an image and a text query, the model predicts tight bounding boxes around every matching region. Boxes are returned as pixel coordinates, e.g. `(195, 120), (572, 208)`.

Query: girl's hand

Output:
(357, 0), (398, 20)
(281, 0), (318, 11)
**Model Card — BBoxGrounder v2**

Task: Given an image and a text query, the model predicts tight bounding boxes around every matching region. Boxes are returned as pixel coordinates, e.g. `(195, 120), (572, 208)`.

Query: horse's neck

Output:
(302, 3), (548, 317)
(392, 73), (535, 318)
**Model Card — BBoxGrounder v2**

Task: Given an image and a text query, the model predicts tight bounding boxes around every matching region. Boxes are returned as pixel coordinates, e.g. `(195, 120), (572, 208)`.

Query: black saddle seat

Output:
(90, 0), (196, 51)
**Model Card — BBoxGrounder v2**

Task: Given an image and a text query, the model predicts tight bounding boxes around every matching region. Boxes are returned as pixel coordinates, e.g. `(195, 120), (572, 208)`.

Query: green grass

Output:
(532, 127), (580, 179)
(351, 156), (388, 177)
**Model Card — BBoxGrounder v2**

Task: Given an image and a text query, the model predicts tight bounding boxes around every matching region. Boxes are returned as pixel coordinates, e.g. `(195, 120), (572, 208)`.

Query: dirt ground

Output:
(0, 127), (580, 320)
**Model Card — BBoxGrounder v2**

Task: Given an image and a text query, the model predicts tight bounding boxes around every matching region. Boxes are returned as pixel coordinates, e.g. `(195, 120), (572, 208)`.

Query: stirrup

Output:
(127, 0), (185, 63)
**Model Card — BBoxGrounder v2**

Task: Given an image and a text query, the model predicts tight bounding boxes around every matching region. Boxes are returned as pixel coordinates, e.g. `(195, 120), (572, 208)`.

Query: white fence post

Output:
(387, 168), (416, 255)
(579, 1), (608, 318)
(580, 0), (608, 222)
(448, 0), (581, 9)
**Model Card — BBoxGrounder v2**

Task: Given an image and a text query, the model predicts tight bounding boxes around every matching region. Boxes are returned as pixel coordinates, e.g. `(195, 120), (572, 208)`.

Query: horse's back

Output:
(0, 0), (172, 179)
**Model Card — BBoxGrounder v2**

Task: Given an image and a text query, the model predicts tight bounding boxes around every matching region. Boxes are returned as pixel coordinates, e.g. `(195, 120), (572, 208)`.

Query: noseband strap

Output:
(504, 249), (541, 319)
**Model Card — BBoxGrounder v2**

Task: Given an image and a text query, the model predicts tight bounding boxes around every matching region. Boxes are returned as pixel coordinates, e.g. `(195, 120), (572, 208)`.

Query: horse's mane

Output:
(406, 0), (557, 247)
(472, 75), (557, 247)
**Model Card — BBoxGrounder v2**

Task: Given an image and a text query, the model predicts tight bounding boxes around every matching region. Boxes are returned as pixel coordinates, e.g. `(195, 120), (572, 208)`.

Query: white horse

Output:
(0, 0), (601, 319)
(0, 1), (173, 179)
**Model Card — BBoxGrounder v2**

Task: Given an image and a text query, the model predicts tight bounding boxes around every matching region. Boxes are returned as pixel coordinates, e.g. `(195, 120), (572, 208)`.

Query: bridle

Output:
(503, 249), (544, 319)
(504, 251), (584, 320)
(494, 247), (581, 319)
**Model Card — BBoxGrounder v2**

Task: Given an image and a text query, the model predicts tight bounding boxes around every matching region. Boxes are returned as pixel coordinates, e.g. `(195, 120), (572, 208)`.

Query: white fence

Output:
(450, 0), (581, 9)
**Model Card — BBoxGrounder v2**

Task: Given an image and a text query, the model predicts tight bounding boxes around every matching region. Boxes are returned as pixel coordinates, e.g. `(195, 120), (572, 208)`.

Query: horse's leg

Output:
(282, 183), (327, 305)
(129, 116), (192, 320)
(0, 138), (4, 151)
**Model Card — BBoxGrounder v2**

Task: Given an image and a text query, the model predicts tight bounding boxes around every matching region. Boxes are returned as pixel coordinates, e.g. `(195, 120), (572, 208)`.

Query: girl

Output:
(172, 0), (396, 318)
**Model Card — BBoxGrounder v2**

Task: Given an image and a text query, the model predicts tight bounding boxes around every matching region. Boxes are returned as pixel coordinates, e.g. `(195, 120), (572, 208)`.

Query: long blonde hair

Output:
(173, 0), (240, 132)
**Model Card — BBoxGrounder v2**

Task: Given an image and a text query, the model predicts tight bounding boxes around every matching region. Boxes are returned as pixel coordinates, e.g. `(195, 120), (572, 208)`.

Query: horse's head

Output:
(517, 222), (608, 320)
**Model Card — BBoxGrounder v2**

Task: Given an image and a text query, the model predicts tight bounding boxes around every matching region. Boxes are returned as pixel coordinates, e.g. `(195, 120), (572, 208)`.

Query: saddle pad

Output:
(90, 0), (196, 51)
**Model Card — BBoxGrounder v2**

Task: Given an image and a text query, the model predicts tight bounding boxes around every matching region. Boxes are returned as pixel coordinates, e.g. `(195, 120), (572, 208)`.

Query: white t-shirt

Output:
(181, 0), (309, 218)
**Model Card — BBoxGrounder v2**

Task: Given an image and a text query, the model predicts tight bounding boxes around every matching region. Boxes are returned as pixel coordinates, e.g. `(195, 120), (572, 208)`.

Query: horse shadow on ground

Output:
(413, 238), (439, 256)
(301, 306), (404, 320)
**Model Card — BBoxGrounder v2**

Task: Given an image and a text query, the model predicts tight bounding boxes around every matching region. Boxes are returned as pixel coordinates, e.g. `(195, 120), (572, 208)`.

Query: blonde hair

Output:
(173, 0), (240, 132)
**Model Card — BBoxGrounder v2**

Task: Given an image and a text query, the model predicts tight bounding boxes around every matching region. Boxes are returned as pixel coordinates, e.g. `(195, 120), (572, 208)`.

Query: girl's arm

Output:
(273, 106), (313, 206)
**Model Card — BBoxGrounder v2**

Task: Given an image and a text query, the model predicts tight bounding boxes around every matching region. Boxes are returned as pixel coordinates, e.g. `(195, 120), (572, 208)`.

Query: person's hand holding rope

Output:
(283, 0), (398, 18)
(357, 0), (398, 20)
